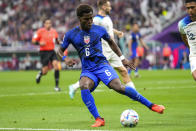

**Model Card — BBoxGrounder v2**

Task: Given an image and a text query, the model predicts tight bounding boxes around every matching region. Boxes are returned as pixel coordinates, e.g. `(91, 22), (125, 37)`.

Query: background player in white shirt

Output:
(68, 0), (136, 99)
(178, 0), (196, 81)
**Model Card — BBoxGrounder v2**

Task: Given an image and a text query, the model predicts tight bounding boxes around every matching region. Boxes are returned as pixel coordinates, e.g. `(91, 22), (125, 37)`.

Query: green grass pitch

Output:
(0, 70), (196, 131)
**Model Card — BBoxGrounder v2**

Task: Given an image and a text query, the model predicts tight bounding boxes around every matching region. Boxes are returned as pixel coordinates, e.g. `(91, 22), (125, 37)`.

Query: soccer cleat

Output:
(151, 104), (165, 114)
(91, 118), (105, 127)
(36, 72), (41, 84)
(54, 87), (61, 92)
(69, 85), (76, 99)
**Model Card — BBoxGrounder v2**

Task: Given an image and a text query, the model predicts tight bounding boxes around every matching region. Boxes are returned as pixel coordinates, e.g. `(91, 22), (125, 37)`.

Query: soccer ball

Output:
(120, 109), (139, 127)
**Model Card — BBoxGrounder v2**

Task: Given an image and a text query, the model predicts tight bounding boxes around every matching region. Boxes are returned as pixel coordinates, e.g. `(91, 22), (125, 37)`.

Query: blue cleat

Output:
(69, 85), (75, 99)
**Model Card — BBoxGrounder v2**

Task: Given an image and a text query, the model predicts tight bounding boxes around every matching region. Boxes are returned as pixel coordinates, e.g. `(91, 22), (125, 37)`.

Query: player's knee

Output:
(80, 82), (92, 90)
(192, 71), (196, 81)
(193, 74), (196, 81)
(109, 79), (124, 94)
(53, 62), (59, 70)
(42, 69), (48, 75)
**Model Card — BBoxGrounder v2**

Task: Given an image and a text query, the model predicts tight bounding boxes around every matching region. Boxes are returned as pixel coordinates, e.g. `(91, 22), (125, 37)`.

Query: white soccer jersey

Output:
(178, 16), (196, 57)
(93, 15), (114, 53)
(93, 15), (123, 67)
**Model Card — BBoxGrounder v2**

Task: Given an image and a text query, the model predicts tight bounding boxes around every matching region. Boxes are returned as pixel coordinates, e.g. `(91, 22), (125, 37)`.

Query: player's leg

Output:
(134, 57), (140, 77)
(51, 50), (60, 91)
(128, 52), (136, 75)
(68, 81), (80, 99)
(108, 52), (135, 89)
(114, 66), (135, 89)
(36, 51), (49, 84)
(109, 79), (165, 113)
(192, 70), (196, 81)
(98, 65), (165, 114)
(52, 59), (60, 91)
(79, 74), (104, 127)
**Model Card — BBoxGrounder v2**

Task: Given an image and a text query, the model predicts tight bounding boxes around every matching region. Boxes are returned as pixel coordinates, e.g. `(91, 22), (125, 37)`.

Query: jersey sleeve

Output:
(101, 27), (110, 41)
(129, 33), (133, 40)
(93, 17), (101, 25)
(138, 32), (142, 39)
(61, 31), (71, 49)
(178, 21), (185, 34)
(32, 29), (42, 41)
(93, 17), (107, 30)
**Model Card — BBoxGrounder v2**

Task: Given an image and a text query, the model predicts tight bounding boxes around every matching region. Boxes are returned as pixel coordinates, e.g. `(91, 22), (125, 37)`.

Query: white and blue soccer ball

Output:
(120, 109), (139, 127)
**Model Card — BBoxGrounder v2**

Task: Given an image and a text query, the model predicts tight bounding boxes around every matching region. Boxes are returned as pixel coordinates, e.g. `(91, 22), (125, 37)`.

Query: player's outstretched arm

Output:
(128, 39), (133, 56)
(113, 29), (124, 38)
(139, 38), (149, 50)
(107, 38), (136, 70)
(56, 47), (76, 67)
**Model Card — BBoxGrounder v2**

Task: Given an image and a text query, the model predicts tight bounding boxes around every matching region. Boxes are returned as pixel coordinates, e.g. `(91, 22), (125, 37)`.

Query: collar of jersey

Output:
(95, 14), (105, 19)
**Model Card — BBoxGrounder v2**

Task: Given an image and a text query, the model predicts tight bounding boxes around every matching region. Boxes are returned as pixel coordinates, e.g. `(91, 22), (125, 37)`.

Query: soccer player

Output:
(128, 23), (149, 77)
(32, 19), (61, 91)
(57, 4), (165, 127)
(68, 0), (135, 99)
(178, 0), (196, 81)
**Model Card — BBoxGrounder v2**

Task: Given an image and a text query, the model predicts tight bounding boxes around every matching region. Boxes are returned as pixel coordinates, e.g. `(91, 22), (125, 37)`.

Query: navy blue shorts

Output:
(80, 64), (119, 92)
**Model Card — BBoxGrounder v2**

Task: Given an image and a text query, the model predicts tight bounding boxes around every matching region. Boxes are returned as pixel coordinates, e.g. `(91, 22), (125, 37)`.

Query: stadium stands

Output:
(0, 0), (187, 70)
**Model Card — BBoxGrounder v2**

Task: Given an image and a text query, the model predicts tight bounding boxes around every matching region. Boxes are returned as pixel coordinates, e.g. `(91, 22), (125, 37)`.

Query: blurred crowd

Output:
(0, 0), (184, 47)
(0, 0), (188, 71)
(0, 44), (189, 71)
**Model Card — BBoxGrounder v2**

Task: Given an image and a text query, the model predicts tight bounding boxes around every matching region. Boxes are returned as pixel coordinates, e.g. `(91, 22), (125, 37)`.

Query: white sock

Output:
(71, 81), (80, 90)
(125, 81), (136, 89)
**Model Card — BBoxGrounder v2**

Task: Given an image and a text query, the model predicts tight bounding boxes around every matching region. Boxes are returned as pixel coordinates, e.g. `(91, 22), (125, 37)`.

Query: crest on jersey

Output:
(84, 35), (90, 44)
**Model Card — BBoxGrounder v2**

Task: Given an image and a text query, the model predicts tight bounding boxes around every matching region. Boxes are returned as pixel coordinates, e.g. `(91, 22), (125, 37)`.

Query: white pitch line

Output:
(0, 128), (109, 131)
(0, 92), (64, 98)
(0, 86), (195, 98)
(0, 89), (104, 98)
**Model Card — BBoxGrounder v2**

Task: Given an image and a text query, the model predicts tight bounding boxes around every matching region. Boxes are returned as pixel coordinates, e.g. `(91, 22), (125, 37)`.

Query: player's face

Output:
(44, 20), (52, 30)
(132, 24), (139, 32)
(186, 2), (196, 20)
(79, 12), (93, 31)
(102, 1), (112, 15)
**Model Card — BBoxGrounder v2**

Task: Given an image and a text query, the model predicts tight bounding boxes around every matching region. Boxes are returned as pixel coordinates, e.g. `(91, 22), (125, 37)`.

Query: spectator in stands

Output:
(11, 54), (19, 70)
(24, 53), (32, 70)
(0, 0), (184, 48)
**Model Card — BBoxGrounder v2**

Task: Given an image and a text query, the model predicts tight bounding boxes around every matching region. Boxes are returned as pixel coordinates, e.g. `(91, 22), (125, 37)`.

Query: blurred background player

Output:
(128, 23), (149, 77)
(32, 19), (61, 91)
(57, 4), (165, 127)
(68, 0), (136, 99)
(162, 44), (172, 70)
(178, 0), (196, 81)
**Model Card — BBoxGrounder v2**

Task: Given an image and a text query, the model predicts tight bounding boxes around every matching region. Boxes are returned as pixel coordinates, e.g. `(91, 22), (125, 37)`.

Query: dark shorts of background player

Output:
(40, 50), (58, 67)
(163, 56), (169, 61)
(138, 56), (143, 61)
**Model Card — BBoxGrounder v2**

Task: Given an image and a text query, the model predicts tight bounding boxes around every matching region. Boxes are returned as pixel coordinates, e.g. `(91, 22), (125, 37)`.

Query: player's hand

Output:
(65, 57), (76, 67)
(40, 41), (46, 46)
(118, 31), (124, 38)
(122, 59), (136, 70)
(145, 45), (149, 50)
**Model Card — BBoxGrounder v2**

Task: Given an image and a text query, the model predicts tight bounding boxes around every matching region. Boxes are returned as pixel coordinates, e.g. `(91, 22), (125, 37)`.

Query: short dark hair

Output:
(76, 4), (93, 17)
(43, 18), (50, 24)
(97, 0), (109, 8)
(185, 0), (196, 3)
